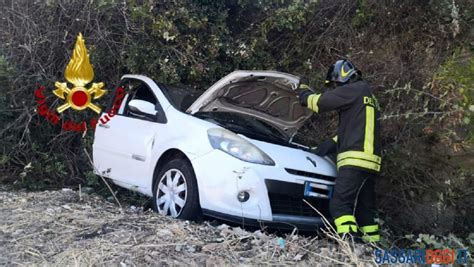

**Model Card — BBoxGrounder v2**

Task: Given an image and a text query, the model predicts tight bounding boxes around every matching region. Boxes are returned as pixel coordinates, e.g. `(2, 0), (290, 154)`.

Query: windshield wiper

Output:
(288, 128), (310, 149)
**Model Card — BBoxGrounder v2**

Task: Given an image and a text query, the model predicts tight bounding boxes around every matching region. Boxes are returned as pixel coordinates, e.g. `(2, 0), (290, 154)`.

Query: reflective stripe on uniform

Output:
(362, 234), (380, 242)
(337, 151), (381, 171)
(307, 93), (322, 113)
(337, 151), (381, 164)
(307, 95), (314, 111)
(332, 135), (338, 143)
(361, 224), (380, 242)
(334, 215), (356, 226)
(337, 224), (358, 234)
(337, 158), (381, 172)
(364, 105), (375, 154)
(360, 224), (379, 234)
(334, 215), (357, 234)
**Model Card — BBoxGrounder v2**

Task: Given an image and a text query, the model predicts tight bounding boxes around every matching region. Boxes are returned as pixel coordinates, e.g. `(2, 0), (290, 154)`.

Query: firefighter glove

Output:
(296, 77), (313, 107)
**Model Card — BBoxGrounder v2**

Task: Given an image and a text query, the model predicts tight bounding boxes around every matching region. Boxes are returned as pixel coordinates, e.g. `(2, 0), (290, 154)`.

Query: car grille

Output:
(265, 180), (330, 218)
(285, 168), (336, 182)
(268, 193), (330, 217)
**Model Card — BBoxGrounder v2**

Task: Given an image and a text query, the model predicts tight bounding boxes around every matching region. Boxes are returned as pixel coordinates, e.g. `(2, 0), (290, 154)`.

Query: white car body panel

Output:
(191, 142), (337, 221)
(93, 72), (337, 229)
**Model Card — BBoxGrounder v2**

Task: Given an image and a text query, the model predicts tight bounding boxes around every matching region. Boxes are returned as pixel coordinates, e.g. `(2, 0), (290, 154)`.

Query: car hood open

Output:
(186, 70), (313, 139)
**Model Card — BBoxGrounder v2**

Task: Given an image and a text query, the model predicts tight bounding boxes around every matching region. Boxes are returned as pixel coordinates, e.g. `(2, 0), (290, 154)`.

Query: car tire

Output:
(152, 158), (201, 220)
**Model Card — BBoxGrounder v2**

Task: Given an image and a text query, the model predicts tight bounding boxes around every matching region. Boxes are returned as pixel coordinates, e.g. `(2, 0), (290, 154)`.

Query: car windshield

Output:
(194, 112), (288, 145)
(157, 83), (202, 111)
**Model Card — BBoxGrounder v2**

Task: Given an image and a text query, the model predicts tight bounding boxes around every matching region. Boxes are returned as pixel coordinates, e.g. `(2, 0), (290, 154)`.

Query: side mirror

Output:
(128, 99), (157, 120)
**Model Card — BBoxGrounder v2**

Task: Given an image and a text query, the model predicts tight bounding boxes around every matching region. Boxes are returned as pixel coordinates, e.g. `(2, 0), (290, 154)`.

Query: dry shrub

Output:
(0, 0), (472, 238)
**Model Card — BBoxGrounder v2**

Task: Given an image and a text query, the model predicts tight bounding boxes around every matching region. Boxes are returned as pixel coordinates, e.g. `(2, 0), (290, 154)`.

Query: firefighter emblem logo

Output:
(53, 33), (106, 113)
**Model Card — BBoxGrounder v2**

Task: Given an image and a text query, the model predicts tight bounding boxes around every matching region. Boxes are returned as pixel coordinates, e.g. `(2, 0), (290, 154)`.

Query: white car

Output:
(93, 71), (337, 231)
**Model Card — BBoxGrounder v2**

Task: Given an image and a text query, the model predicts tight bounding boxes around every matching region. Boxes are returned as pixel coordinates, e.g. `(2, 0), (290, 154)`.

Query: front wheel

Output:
(152, 158), (201, 220)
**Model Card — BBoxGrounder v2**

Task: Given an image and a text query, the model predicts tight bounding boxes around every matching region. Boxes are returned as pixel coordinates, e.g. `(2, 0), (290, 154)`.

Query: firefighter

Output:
(297, 59), (381, 242)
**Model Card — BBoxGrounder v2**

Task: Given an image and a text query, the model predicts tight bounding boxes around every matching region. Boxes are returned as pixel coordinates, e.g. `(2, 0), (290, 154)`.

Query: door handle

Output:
(98, 124), (110, 129)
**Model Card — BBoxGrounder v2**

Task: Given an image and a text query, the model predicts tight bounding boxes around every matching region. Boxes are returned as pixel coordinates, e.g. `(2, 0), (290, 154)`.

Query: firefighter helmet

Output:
(325, 59), (360, 85)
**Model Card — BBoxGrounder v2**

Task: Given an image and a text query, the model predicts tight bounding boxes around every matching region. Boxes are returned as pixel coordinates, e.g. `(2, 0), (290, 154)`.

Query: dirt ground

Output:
(0, 187), (376, 266)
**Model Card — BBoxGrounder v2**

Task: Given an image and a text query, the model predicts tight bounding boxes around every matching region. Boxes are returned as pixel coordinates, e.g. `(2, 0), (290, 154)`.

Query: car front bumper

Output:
(202, 208), (325, 232)
(190, 149), (336, 231)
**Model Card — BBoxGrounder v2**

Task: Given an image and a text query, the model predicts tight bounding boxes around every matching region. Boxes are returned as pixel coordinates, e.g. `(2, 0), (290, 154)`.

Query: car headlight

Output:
(207, 128), (275, 166)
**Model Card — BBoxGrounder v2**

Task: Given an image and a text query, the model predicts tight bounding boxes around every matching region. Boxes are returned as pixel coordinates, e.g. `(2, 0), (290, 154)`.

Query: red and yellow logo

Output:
(53, 33), (106, 113)
(34, 33), (106, 132)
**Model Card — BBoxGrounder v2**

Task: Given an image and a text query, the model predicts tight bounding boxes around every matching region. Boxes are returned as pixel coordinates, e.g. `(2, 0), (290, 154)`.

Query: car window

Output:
(119, 79), (161, 121)
(128, 80), (157, 105)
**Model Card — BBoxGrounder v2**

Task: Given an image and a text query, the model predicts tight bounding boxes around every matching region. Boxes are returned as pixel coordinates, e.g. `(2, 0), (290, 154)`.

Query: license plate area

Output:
(304, 181), (333, 199)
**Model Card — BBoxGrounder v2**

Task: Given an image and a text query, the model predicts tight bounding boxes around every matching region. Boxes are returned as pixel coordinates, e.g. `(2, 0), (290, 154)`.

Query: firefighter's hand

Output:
(313, 139), (337, 156)
(296, 77), (313, 107)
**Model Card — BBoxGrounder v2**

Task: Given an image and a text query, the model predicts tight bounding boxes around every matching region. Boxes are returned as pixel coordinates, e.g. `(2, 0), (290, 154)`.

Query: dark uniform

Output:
(300, 78), (381, 242)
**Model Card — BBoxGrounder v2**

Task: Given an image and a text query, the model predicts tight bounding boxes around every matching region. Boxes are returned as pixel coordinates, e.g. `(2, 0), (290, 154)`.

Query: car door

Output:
(93, 77), (168, 189)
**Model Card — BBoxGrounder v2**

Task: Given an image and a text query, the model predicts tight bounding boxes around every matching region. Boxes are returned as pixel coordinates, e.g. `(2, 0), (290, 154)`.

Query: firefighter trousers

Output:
(329, 168), (380, 242)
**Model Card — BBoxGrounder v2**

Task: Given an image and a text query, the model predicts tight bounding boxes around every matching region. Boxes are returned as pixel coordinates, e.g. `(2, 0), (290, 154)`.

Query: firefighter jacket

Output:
(302, 80), (382, 173)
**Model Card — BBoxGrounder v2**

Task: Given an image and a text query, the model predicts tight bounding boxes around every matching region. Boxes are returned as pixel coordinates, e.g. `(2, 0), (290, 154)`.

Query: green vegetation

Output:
(0, 0), (473, 250)
(434, 51), (474, 141)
